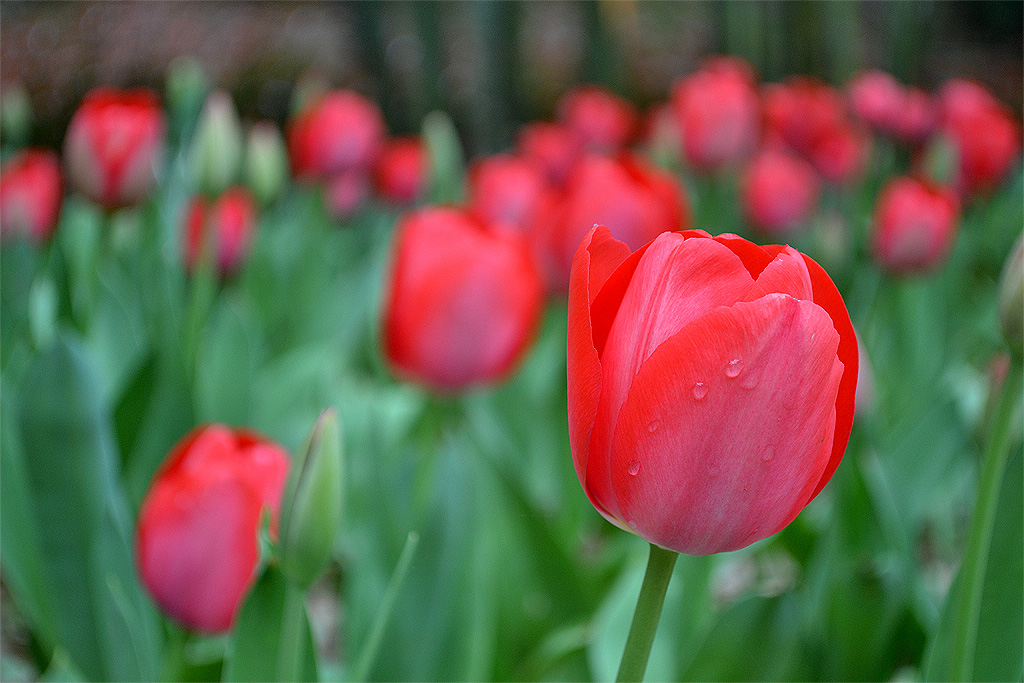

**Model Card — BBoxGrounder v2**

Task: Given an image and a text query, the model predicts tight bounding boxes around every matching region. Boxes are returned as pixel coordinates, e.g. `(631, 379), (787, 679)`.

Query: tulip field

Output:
(1, 3), (1023, 682)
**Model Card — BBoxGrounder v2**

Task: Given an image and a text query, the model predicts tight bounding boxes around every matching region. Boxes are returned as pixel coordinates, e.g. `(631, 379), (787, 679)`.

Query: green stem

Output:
(949, 359), (1023, 681)
(276, 579), (306, 683)
(616, 543), (679, 683)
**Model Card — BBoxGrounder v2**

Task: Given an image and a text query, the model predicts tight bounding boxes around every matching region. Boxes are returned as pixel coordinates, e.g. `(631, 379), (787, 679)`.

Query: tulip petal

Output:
(742, 245), (813, 301)
(609, 293), (843, 555)
(567, 226), (632, 510)
(587, 233), (756, 521)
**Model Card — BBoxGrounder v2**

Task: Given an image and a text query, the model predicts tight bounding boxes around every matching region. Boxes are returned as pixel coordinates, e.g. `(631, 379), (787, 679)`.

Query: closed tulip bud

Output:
(557, 85), (638, 152)
(136, 425), (290, 632)
(280, 409), (343, 588)
(809, 122), (870, 185)
(871, 177), (959, 275)
(184, 187), (257, 277)
(535, 152), (690, 290)
(245, 121), (289, 206)
(1, 149), (62, 244)
(468, 154), (552, 234)
(671, 56), (761, 172)
(567, 227), (857, 555)
(373, 137), (428, 206)
(0, 84), (32, 148)
(64, 88), (165, 209)
(741, 147), (820, 236)
(325, 169), (370, 222)
(847, 70), (903, 133)
(999, 235), (1023, 355)
(288, 90), (385, 181)
(763, 78), (847, 158)
(517, 121), (581, 187)
(892, 88), (937, 146)
(383, 207), (544, 391)
(191, 91), (243, 196)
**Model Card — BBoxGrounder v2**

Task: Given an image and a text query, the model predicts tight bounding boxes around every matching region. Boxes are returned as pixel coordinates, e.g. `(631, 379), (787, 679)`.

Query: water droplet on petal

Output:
(762, 447), (775, 462)
(627, 460), (641, 476)
(628, 520), (637, 529)
(692, 381), (708, 400)
(647, 420), (660, 433)
(725, 358), (743, 378)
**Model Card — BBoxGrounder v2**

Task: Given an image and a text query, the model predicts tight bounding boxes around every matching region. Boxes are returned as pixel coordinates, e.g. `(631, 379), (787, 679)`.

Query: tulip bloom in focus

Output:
(63, 88), (165, 209)
(557, 86), (638, 152)
(567, 227), (857, 555)
(288, 90), (385, 180)
(374, 137), (428, 206)
(383, 207), (544, 391)
(468, 154), (551, 234)
(184, 187), (258, 277)
(517, 122), (581, 186)
(671, 57), (760, 172)
(871, 177), (960, 275)
(534, 153), (689, 289)
(136, 425), (290, 632)
(0, 149), (62, 243)
(741, 147), (820, 236)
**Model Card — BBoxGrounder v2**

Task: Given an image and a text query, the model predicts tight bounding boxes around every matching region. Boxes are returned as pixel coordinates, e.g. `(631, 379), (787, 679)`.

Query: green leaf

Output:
(222, 566), (318, 683)
(195, 299), (263, 425)
(422, 110), (465, 204)
(5, 335), (162, 681)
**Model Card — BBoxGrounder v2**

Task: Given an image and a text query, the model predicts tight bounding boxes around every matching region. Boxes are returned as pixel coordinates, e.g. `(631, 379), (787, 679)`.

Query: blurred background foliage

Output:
(1, 2), (1022, 683)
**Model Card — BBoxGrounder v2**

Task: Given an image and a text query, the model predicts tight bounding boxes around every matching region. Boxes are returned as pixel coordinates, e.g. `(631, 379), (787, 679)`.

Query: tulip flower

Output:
(382, 207), (544, 391)
(567, 226), (857, 557)
(63, 87), (165, 209)
(871, 177), (960, 275)
(288, 90), (385, 181)
(136, 425), (290, 633)
(534, 153), (690, 290)
(326, 169), (371, 221)
(741, 147), (820, 236)
(847, 70), (903, 133)
(245, 121), (290, 206)
(937, 79), (1021, 197)
(807, 121), (870, 185)
(670, 56), (761, 172)
(190, 90), (243, 196)
(468, 154), (552, 234)
(892, 87), (937, 146)
(517, 121), (581, 186)
(184, 187), (258, 277)
(557, 85), (638, 152)
(374, 137), (428, 206)
(0, 149), (62, 243)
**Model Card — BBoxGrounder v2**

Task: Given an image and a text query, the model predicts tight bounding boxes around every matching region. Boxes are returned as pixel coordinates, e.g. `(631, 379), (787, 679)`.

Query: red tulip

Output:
(184, 187), (257, 277)
(517, 121), (581, 186)
(741, 147), (820, 236)
(534, 153), (690, 290)
(763, 78), (846, 157)
(567, 226), (857, 555)
(136, 425), (290, 632)
(0, 149), (62, 243)
(892, 88), (937, 146)
(63, 88), (165, 209)
(871, 176), (960, 275)
(808, 122), (870, 185)
(937, 80), (1021, 197)
(557, 86), (638, 152)
(847, 70), (903, 133)
(670, 57), (760, 171)
(468, 154), (552, 234)
(326, 169), (370, 221)
(288, 90), (385, 180)
(383, 207), (544, 391)
(374, 137), (428, 206)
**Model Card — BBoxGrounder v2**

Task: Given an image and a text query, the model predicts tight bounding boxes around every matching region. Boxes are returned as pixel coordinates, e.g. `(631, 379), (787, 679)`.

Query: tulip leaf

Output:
(222, 566), (318, 683)
(422, 110), (465, 204)
(4, 335), (162, 681)
(195, 299), (263, 426)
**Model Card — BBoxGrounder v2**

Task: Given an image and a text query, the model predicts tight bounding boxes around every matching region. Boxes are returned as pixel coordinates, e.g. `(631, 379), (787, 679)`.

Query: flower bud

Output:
(999, 235), (1023, 355)
(136, 425), (290, 632)
(184, 187), (257, 277)
(741, 147), (820, 237)
(1, 149), (62, 244)
(534, 152), (690, 290)
(288, 90), (385, 181)
(467, 154), (552, 235)
(671, 56), (760, 172)
(383, 207), (544, 391)
(557, 85), (638, 152)
(567, 227), (857, 555)
(847, 70), (903, 133)
(373, 136), (428, 206)
(190, 90), (243, 196)
(517, 121), (580, 187)
(280, 409), (343, 588)
(870, 177), (959, 275)
(64, 88), (166, 209)
(0, 84), (32, 148)
(245, 121), (289, 206)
